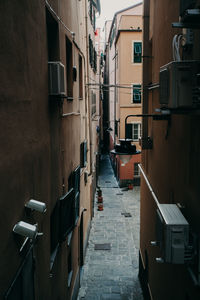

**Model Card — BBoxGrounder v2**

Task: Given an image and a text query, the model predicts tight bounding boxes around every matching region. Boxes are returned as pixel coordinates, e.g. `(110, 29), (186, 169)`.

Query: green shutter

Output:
(125, 123), (132, 139)
(133, 84), (141, 103)
(134, 42), (142, 63)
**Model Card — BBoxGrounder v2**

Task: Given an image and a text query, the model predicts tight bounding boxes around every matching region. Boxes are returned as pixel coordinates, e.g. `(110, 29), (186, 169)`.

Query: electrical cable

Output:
(172, 34), (183, 61)
(45, 0), (74, 36)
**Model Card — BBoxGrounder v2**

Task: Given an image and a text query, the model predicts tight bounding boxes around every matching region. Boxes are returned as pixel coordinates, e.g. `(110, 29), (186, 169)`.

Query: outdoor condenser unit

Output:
(151, 204), (189, 264)
(48, 61), (66, 96)
(159, 60), (200, 108)
(180, 0), (197, 17)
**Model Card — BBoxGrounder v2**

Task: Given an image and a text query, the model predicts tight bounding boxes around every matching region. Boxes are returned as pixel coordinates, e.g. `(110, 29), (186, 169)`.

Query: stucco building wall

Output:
(140, 0), (200, 299)
(0, 0), (101, 299)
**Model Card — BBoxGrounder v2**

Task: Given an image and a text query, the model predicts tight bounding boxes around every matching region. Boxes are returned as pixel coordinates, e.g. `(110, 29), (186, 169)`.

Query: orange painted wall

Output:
(117, 153), (141, 180)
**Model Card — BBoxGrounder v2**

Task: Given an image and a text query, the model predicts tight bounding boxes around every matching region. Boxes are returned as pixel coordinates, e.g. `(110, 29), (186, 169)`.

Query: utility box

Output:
(159, 60), (200, 108)
(153, 204), (189, 264)
(48, 62), (66, 96)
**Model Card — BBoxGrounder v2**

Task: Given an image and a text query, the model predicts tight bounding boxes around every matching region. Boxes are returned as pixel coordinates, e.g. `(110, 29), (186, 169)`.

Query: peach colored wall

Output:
(119, 15), (143, 30)
(116, 16), (142, 145)
(109, 3), (143, 146)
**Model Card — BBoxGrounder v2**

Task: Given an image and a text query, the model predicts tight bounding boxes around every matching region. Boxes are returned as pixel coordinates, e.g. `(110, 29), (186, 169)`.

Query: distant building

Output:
(104, 3), (143, 187)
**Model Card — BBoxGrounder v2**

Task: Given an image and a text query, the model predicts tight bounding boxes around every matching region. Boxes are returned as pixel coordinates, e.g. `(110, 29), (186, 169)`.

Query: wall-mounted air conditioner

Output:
(48, 62), (66, 96)
(159, 60), (200, 108)
(151, 204), (189, 264)
(180, 0), (197, 17)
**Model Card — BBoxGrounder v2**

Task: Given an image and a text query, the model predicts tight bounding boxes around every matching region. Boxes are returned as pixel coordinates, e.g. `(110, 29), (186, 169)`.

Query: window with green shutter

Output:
(132, 84), (141, 103)
(133, 42), (142, 63)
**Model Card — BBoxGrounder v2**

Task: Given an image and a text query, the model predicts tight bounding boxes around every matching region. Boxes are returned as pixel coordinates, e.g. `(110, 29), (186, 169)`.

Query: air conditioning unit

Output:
(180, 0), (197, 17)
(151, 204), (189, 264)
(159, 60), (200, 108)
(48, 62), (66, 96)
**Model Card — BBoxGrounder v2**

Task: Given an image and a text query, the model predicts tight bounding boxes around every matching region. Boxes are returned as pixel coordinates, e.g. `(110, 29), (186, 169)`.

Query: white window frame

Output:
(134, 162), (141, 177)
(132, 40), (142, 64)
(132, 123), (141, 141)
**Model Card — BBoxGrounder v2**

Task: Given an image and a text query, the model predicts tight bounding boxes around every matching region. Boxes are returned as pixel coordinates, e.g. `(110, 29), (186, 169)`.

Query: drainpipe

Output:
(114, 43), (117, 146)
(84, 0), (93, 176)
(142, 0), (151, 164)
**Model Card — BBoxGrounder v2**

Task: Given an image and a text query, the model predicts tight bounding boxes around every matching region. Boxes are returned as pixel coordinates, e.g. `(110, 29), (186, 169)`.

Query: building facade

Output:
(0, 0), (101, 299)
(139, 0), (200, 299)
(105, 3), (143, 187)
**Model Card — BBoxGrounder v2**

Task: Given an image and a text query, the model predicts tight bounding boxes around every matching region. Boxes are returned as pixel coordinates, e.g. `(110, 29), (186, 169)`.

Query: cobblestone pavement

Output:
(77, 155), (144, 300)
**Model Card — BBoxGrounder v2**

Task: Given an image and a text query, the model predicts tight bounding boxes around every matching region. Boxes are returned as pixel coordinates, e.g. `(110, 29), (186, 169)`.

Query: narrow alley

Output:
(78, 155), (144, 300)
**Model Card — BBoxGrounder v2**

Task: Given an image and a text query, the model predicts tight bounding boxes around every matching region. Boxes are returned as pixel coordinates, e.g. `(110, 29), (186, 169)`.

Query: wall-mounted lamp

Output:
(25, 199), (47, 213)
(110, 139), (140, 164)
(13, 221), (38, 239)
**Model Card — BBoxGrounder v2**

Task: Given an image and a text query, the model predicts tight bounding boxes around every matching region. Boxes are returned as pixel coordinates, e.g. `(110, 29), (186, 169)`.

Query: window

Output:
(132, 123), (141, 141)
(46, 8), (59, 61)
(91, 91), (96, 115)
(59, 188), (75, 241)
(134, 163), (140, 177)
(115, 120), (118, 136)
(89, 35), (94, 68)
(125, 123), (141, 140)
(66, 36), (73, 99)
(110, 24), (116, 48)
(50, 188), (75, 257)
(68, 166), (80, 225)
(67, 248), (73, 288)
(50, 201), (60, 254)
(88, 35), (97, 73)
(89, 1), (96, 30)
(132, 84), (141, 103)
(80, 141), (87, 168)
(133, 41), (142, 63)
(79, 55), (83, 99)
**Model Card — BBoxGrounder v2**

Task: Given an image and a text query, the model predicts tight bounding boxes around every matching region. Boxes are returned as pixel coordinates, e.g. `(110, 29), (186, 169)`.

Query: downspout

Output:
(84, 0), (93, 176)
(114, 43), (117, 146)
(142, 0), (151, 165)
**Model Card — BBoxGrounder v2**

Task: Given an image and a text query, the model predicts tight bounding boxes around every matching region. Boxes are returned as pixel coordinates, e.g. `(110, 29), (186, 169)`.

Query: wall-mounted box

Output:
(153, 204), (189, 264)
(159, 60), (200, 108)
(48, 62), (66, 96)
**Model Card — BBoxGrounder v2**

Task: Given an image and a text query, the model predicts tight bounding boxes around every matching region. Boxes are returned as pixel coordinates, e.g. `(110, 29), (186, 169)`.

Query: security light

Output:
(25, 199), (47, 213)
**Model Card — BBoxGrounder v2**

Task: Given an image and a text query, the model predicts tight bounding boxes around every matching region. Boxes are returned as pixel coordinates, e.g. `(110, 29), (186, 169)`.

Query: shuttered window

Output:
(125, 123), (141, 140)
(133, 42), (142, 63)
(132, 84), (141, 103)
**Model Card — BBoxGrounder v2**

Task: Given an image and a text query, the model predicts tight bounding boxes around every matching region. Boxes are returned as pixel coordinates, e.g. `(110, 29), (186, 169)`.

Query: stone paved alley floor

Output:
(77, 155), (144, 300)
